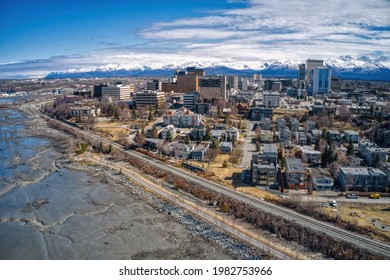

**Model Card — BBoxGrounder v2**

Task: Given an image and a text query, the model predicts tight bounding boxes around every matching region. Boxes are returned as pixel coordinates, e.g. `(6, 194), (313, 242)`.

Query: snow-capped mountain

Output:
(45, 56), (390, 80)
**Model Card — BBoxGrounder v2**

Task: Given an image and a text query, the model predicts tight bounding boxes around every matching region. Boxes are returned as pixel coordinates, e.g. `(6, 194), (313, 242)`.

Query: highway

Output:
(27, 103), (390, 259)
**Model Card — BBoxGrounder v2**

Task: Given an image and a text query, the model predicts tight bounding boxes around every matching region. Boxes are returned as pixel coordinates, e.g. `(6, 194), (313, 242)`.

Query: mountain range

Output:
(45, 56), (390, 81)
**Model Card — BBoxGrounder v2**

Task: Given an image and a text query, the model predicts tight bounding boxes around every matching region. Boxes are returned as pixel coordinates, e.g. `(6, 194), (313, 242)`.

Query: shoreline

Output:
(1, 106), (263, 259)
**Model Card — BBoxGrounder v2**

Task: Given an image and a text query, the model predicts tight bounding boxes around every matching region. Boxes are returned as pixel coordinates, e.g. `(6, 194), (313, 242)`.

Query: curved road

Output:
(27, 104), (390, 259)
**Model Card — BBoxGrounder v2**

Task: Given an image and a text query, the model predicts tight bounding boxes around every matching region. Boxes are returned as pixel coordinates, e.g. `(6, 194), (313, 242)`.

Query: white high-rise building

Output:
(102, 84), (132, 101)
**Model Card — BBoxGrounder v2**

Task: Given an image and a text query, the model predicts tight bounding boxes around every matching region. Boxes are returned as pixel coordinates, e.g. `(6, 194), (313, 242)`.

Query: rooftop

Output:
(340, 167), (386, 176)
(286, 158), (305, 173)
(263, 143), (278, 155)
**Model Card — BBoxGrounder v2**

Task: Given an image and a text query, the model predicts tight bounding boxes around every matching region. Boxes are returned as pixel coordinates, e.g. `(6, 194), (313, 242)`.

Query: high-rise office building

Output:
(241, 78), (249, 91)
(298, 64), (305, 80)
(93, 84), (108, 98)
(305, 59), (324, 85)
(146, 80), (162, 91)
(199, 76), (227, 103)
(298, 64), (306, 89)
(253, 74), (262, 82)
(227, 76), (239, 90)
(102, 84), (133, 101)
(309, 68), (331, 95)
(183, 92), (199, 110)
(134, 90), (166, 109)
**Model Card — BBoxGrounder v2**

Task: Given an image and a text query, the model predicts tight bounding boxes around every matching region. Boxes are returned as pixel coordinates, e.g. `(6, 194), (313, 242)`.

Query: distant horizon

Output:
(1, 0), (389, 78)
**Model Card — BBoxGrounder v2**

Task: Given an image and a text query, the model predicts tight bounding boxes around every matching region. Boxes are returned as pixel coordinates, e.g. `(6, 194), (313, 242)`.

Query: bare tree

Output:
(338, 104), (352, 122)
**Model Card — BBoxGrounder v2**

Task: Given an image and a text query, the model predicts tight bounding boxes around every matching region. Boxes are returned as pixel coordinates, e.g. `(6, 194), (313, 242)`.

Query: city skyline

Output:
(0, 0), (389, 78)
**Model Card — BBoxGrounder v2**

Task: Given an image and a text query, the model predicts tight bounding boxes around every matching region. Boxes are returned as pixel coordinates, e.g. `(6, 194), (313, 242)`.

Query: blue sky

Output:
(0, 0), (389, 78)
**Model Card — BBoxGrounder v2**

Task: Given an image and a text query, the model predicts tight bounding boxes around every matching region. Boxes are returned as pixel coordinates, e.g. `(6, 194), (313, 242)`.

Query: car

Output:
(369, 193), (381, 199)
(346, 194), (359, 199)
(330, 200), (337, 207)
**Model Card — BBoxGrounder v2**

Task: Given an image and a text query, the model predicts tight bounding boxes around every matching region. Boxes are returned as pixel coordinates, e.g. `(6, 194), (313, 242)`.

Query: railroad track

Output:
(29, 104), (390, 258)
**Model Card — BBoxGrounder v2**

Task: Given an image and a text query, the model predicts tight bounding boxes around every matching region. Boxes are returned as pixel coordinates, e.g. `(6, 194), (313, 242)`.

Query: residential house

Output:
(160, 125), (177, 140)
(260, 143), (278, 165)
(310, 168), (334, 191)
(276, 117), (287, 129)
(259, 118), (272, 130)
(236, 102), (249, 115)
(290, 118), (300, 132)
(328, 130), (341, 142)
(225, 127), (239, 142)
(220, 142), (233, 154)
(286, 158), (306, 189)
(359, 139), (387, 166)
(172, 143), (194, 159)
(250, 107), (273, 121)
(300, 145), (321, 165)
(250, 154), (277, 188)
(210, 129), (225, 141)
(296, 131), (307, 145)
(376, 128), (390, 147)
(260, 130), (274, 143)
(309, 129), (322, 144)
(163, 107), (202, 128)
(190, 126), (206, 140)
(278, 125), (291, 142)
(144, 138), (165, 150)
(338, 167), (388, 192)
(344, 130), (359, 143)
(282, 142), (296, 158)
(306, 120), (317, 131)
(191, 141), (211, 161)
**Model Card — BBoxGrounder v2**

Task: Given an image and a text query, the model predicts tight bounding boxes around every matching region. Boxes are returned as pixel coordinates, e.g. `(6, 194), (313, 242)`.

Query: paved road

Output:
(240, 121), (256, 168)
(29, 104), (390, 259)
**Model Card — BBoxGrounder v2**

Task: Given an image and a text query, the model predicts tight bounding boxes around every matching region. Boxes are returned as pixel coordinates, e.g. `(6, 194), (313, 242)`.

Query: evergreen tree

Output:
(185, 135), (190, 144)
(204, 126), (211, 141)
(210, 138), (219, 150)
(347, 139), (354, 156)
(280, 157), (287, 169)
(148, 106), (154, 121)
(165, 129), (173, 142)
(255, 142), (261, 152)
(108, 144), (113, 154)
(321, 145), (330, 168)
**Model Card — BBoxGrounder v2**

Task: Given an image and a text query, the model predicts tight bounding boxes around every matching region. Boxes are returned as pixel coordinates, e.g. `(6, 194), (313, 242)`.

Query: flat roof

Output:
(263, 143), (278, 154)
(340, 167), (386, 176)
(286, 158), (305, 173)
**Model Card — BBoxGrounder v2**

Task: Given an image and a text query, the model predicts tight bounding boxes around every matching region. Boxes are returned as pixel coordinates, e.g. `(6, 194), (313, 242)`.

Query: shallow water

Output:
(0, 108), (239, 260)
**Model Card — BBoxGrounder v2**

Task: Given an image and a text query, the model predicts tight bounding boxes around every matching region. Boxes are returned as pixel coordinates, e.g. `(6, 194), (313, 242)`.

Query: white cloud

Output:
(1, 0), (389, 77)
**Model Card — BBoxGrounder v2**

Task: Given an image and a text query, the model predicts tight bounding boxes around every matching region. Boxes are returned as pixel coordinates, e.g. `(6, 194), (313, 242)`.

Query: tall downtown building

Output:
(305, 59), (324, 85)
(309, 67), (331, 95)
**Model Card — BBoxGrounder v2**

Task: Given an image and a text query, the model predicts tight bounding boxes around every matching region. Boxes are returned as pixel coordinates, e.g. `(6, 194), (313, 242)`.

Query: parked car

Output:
(330, 200), (337, 207)
(369, 193), (381, 199)
(346, 194), (359, 199)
